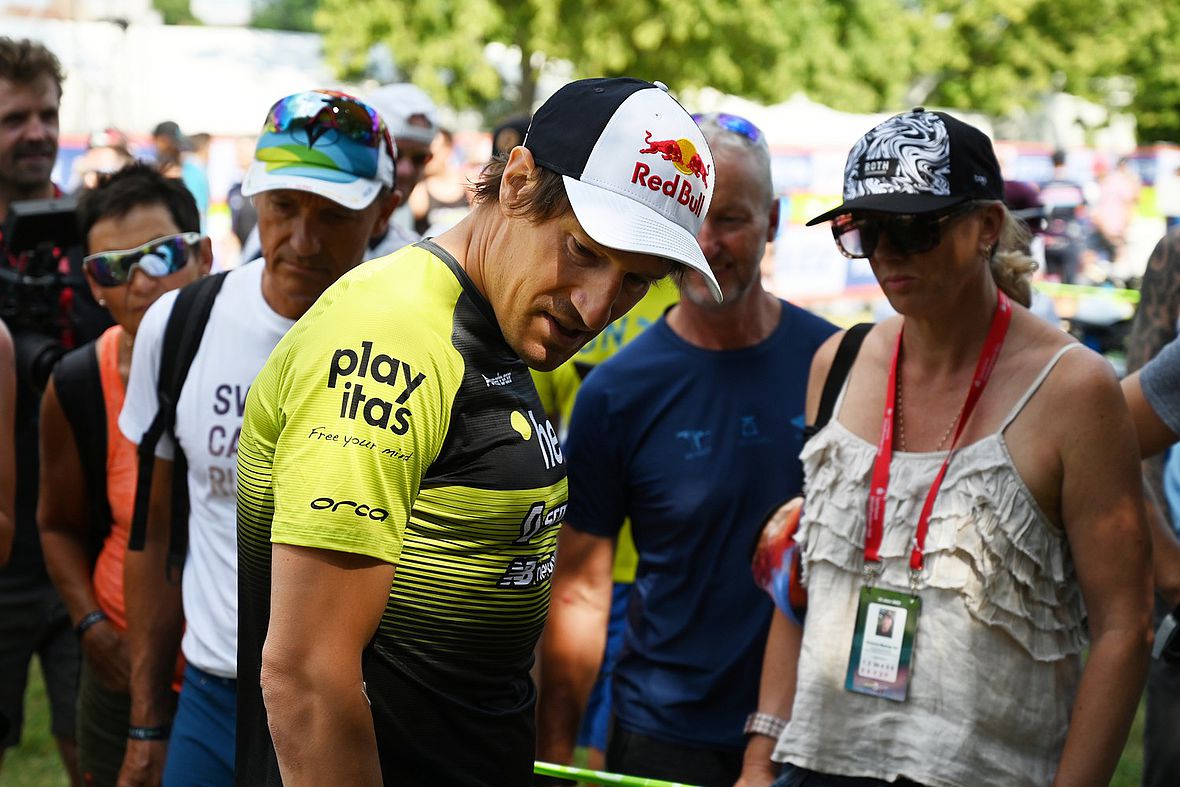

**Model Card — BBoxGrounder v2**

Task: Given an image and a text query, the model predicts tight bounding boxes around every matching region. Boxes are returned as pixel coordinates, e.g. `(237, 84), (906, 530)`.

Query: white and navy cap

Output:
(807, 108), (1004, 226)
(525, 77), (720, 302)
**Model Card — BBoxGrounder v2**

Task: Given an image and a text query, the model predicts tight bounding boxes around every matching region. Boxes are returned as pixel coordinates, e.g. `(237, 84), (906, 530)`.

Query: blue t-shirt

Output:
(564, 301), (837, 750)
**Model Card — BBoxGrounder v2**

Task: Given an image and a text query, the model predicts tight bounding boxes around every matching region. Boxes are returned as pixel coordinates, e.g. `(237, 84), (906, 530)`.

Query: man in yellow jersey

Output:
(235, 77), (721, 787)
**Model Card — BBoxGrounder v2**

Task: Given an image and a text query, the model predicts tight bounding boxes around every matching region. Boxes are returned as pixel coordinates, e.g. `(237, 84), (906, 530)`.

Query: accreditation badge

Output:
(844, 586), (920, 702)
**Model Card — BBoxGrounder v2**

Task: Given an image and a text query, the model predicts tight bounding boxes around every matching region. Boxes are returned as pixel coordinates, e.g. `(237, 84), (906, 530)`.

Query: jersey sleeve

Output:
(257, 310), (458, 566)
(118, 289), (177, 459)
(1142, 334), (1180, 436)
(563, 377), (627, 538)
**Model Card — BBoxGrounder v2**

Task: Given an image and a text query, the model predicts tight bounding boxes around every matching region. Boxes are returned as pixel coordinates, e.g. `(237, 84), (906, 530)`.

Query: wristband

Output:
(128, 725), (171, 741)
(75, 609), (108, 638)
(744, 711), (787, 740)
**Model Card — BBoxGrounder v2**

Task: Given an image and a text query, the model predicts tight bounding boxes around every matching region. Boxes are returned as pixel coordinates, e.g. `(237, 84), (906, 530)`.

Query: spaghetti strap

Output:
(999, 343), (1084, 433)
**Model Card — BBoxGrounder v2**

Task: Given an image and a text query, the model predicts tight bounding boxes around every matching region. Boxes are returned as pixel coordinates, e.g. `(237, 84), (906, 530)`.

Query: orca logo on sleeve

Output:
(327, 341), (428, 435)
(310, 496), (390, 522)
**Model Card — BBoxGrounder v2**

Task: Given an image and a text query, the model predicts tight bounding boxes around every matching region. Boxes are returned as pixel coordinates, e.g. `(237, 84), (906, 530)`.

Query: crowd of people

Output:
(2, 32), (1180, 787)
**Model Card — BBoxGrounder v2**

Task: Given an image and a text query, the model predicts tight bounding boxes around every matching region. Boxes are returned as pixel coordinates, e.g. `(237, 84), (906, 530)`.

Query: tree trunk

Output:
(517, 39), (538, 114)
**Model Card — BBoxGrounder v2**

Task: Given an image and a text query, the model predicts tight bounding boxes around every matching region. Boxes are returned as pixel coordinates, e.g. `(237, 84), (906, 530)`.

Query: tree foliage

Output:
(311, 0), (1180, 142)
(153, 0), (198, 25)
(252, 0), (318, 32)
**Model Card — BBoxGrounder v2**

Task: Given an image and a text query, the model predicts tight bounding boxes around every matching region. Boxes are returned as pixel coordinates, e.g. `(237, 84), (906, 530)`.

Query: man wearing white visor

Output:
(234, 77), (718, 786)
(119, 89), (397, 787)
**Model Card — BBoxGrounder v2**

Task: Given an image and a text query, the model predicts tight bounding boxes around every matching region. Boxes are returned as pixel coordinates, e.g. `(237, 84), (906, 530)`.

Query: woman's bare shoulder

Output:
(809, 318), (898, 387)
(1011, 310), (1121, 410)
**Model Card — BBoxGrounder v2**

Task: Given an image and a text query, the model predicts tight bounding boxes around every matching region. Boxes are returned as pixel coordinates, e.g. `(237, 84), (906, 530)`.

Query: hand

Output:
(82, 620), (130, 693)
(116, 739), (168, 787)
(731, 764), (778, 787)
(733, 769), (778, 787)
(734, 735), (780, 787)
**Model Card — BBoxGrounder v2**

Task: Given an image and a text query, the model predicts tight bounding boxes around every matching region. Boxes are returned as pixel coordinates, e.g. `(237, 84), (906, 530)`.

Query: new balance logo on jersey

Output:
(497, 553), (556, 588)
(483, 371), (512, 387)
(328, 341), (428, 435)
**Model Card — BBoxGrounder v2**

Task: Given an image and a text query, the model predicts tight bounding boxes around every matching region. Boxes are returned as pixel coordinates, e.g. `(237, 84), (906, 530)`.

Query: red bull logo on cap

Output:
(638, 131), (710, 187)
(632, 130), (709, 217)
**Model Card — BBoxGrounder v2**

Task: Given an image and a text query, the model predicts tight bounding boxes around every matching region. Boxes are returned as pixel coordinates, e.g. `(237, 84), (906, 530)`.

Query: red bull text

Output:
(631, 163), (706, 217)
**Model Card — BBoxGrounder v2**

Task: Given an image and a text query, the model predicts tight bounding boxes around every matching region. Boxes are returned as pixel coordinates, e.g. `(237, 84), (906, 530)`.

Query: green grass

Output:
(0, 657), (1150, 786)
(1, 659), (69, 787)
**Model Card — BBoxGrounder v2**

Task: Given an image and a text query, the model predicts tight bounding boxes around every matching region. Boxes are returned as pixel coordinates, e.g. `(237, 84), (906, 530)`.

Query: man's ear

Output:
(499, 146), (538, 212)
(369, 190), (401, 242)
(195, 236), (214, 276)
(766, 197), (781, 243)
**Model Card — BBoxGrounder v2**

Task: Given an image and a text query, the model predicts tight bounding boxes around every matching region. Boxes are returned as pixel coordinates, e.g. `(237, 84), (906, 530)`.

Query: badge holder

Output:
(845, 566), (921, 702)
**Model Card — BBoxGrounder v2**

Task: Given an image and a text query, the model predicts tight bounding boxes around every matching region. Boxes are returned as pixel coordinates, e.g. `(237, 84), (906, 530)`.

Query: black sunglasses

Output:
(831, 203), (975, 259)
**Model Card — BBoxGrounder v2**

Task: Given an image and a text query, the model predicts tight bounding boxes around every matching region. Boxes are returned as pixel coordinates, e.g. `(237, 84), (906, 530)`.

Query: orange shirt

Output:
(90, 325), (184, 685)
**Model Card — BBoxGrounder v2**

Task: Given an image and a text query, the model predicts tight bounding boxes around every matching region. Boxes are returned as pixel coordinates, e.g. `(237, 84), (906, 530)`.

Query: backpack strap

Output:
(803, 322), (872, 444)
(128, 272), (228, 582)
(51, 341), (110, 564)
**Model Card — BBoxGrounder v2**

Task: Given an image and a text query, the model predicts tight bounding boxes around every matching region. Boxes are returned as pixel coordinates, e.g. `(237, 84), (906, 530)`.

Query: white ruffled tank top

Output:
(774, 344), (1086, 787)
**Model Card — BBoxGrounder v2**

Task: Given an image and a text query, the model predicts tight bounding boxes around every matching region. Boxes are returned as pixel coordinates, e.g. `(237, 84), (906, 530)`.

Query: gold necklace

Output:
(896, 367), (962, 452)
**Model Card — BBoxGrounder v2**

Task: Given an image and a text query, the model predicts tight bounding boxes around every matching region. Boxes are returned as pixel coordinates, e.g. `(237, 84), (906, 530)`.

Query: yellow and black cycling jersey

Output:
(236, 241), (567, 786)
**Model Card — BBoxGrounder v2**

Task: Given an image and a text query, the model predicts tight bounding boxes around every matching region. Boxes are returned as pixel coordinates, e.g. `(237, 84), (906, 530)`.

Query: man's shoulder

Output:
(300, 245), (463, 339)
(272, 247), (469, 399)
(779, 300), (839, 344)
(581, 321), (673, 391)
(137, 264), (254, 349)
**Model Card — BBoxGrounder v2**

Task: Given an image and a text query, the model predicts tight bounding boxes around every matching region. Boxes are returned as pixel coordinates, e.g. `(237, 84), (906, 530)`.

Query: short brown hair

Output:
(470, 153), (570, 223)
(0, 37), (65, 95)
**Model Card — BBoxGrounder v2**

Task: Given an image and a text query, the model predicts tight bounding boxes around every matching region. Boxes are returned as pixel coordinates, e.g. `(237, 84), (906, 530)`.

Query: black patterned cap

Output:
(806, 108), (1004, 225)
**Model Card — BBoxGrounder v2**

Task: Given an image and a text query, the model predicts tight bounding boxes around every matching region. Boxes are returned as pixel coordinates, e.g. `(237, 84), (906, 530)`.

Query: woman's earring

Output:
(98, 297), (107, 307)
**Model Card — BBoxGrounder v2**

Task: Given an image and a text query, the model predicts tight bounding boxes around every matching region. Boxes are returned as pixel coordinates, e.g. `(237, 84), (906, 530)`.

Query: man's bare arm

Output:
(262, 543), (395, 786)
(1122, 371), (1179, 459)
(535, 526), (614, 767)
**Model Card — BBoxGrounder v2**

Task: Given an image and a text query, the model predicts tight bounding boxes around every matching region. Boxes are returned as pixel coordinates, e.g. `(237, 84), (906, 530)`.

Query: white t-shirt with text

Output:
(120, 260), (295, 677)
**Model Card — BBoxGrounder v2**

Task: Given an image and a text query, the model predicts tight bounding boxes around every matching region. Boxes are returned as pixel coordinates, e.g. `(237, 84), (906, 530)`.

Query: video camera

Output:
(0, 197), (82, 392)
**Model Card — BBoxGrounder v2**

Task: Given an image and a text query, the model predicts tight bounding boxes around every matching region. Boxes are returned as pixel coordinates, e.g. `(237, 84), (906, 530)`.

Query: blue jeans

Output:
(163, 664), (236, 786)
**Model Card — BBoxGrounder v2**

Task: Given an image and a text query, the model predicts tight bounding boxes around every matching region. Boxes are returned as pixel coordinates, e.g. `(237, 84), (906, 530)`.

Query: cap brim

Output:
(562, 176), (721, 303)
(805, 193), (970, 226)
(241, 161), (381, 211)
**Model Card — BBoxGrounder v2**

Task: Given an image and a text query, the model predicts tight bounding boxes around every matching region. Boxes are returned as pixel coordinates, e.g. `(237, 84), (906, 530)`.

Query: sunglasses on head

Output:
(691, 112), (764, 144)
(265, 91), (393, 154)
(831, 203), (975, 259)
(84, 232), (202, 287)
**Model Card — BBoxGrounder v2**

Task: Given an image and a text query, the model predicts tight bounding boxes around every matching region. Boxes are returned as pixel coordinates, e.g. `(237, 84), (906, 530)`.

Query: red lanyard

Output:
(865, 292), (1012, 574)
